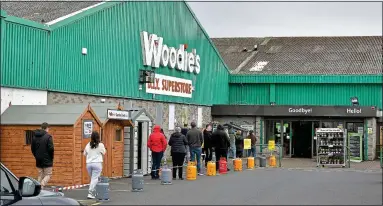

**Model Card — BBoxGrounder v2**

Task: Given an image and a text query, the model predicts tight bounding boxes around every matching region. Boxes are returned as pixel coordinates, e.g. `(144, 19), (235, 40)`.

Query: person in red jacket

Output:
(147, 125), (167, 180)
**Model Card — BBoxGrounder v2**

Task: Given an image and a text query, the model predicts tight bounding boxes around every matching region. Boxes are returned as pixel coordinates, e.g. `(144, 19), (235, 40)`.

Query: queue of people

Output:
(30, 121), (257, 199)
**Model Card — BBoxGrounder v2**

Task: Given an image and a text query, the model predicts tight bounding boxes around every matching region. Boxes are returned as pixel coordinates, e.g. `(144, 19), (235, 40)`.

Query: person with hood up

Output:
(147, 125), (167, 180)
(31, 122), (54, 188)
(228, 128), (236, 159)
(168, 126), (188, 180)
(211, 124), (230, 172)
(202, 124), (213, 167)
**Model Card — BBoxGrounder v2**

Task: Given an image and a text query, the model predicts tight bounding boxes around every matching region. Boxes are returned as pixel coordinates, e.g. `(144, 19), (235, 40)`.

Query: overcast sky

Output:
(188, 1), (382, 37)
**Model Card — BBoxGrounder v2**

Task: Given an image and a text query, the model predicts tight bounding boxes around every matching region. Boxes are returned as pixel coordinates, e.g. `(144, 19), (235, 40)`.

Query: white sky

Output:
(188, 1), (382, 37)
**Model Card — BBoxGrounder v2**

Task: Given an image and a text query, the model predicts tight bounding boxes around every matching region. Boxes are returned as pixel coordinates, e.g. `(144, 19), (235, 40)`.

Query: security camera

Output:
(100, 99), (106, 103)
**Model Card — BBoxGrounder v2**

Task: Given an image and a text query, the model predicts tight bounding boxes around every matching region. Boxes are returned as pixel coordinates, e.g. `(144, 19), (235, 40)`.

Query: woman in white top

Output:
(83, 131), (106, 199)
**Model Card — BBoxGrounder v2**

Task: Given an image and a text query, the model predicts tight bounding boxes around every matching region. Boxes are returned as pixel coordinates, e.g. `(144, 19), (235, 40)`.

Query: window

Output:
(115, 129), (122, 141)
(25, 130), (34, 145)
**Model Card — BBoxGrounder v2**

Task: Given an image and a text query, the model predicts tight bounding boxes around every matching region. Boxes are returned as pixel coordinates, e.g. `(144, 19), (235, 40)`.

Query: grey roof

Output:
(1, 0), (101, 23)
(1, 104), (89, 125)
(89, 103), (120, 123)
(211, 36), (382, 75)
(130, 108), (154, 122)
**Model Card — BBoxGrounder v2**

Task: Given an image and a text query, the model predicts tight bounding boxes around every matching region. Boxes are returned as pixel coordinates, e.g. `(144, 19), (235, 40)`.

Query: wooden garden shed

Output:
(0, 104), (102, 186)
(89, 103), (133, 178)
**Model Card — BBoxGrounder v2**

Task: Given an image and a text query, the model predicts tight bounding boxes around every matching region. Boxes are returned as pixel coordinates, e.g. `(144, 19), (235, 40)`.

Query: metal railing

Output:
(253, 143), (283, 167)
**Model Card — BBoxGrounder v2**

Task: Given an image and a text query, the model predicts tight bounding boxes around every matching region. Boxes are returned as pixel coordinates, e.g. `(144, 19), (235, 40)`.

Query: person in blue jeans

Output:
(246, 130), (257, 158)
(186, 122), (204, 175)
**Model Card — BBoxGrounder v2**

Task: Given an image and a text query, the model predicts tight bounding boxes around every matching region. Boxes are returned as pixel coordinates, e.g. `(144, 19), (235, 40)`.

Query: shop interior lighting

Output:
(350, 97), (359, 106)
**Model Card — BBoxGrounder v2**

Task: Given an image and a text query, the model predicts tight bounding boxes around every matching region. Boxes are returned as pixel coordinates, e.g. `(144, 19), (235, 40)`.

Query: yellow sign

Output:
(268, 140), (275, 151)
(244, 139), (251, 149)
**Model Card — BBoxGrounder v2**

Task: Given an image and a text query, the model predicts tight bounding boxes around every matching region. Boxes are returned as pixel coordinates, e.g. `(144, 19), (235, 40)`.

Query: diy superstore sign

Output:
(140, 31), (201, 98)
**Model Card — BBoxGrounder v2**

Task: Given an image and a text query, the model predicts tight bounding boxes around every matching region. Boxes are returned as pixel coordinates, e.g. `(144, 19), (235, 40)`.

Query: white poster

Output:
(83, 120), (93, 138)
(146, 74), (193, 98)
(197, 107), (203, 128)
(168, 104), (175, 131)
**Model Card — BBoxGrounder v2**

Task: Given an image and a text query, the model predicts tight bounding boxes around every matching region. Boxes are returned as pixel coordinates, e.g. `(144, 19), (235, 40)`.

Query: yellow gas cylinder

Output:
(247, 157), (255, 169)
(206, 161), (216, 176)
(186, 162), (197, 180)
(269, 155), (276, 167)
(233, 158), (243, 171)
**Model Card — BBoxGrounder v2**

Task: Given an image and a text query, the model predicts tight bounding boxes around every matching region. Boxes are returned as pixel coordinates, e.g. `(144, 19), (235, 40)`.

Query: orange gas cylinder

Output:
(186, 162), (197, 180)
(247, 157), (255, 169)
(206, 161), (216, 176)
(269, 155), (276, 167)
(219, 157), (227, 174)
(233, 158), (243, 171)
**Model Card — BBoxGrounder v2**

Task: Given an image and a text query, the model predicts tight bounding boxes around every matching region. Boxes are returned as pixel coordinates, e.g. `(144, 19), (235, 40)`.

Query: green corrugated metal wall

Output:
(0, 17), (49, 89)
(48, 1), (229, 105)
(229, 83), (383, 109)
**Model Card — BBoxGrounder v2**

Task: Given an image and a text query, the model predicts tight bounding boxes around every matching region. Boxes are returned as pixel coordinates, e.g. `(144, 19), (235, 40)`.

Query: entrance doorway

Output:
(292, 121), (312, 158)
(137, 122), (143, 170)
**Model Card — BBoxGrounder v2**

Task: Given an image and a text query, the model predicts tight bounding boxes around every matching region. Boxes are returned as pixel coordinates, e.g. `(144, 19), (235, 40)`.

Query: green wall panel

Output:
(275, 84), (382, 108)
(229, 83), (382, 109)
(1, 20), (49, 89)
(229, 84), (270, 105)
(48, 2), (229, 106)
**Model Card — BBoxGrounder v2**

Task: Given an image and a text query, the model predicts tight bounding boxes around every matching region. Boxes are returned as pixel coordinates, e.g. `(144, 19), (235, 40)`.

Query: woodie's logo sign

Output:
(146, 74), (193, 98)
(140, 31), (201, 74)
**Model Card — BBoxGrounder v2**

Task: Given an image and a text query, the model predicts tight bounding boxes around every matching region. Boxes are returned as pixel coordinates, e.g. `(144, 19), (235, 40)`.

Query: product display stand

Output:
(316, 128), (346, 168)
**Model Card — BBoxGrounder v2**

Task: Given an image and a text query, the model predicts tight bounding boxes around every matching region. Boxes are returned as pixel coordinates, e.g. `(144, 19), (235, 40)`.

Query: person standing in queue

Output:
(147, 125), (167, 180)
(186, 122), (204, 176)
(202, 124), (213, 167)
(246, 130), (257, 157)
(83, 131), (106, 199)
(168, 126), (188, 180)
(211, 124), (231, 172)
(228, 128), (236, 159)
(31, 122), (54, 189)
(181, 123), (190, 165)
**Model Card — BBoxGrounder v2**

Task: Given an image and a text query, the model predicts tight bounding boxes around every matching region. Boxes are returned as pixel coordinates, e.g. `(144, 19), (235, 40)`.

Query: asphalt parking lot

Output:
(64, 167), (382, 205)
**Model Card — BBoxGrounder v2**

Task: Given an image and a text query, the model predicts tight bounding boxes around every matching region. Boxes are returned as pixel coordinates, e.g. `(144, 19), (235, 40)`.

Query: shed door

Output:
(123, 127), (132, 176)
(82, 122), (92, 184)
(112, 125), (123, 177)
(141, 122), (149, 174)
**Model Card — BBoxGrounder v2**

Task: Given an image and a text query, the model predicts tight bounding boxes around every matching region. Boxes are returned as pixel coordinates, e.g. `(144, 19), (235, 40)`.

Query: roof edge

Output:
(183, 1), (231, 74)
(229, 74), (383, 84)
(0, 10), (50, 31)
(47, 1), (121, 30)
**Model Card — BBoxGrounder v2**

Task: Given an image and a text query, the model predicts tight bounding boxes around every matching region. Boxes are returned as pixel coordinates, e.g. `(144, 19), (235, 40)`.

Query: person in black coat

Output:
(211, 124), (230, 171)
(168, 126), (188, 179)
(202, 124), (213, 167)
(31, 122), (54, 188)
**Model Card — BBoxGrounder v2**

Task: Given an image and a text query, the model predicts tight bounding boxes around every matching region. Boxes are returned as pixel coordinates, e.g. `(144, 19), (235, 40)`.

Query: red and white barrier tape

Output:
(53, 184), (90, 192)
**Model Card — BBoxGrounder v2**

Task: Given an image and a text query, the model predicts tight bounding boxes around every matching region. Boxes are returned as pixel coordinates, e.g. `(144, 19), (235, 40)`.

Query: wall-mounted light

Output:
(350, 97), (359, 106)
(82, 48), (87, 55)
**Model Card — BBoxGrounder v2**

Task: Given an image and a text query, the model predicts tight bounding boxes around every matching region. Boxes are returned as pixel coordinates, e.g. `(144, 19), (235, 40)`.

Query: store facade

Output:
(212, 105), (379, 160)
(0, 1), (230, 141)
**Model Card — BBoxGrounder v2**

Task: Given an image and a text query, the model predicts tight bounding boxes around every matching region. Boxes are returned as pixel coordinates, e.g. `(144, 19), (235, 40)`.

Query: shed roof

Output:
(211, 36), (382, 75)
(1, 104), (90, 125)
(1, 0), (101, 23)
(89, 103), (120, 123)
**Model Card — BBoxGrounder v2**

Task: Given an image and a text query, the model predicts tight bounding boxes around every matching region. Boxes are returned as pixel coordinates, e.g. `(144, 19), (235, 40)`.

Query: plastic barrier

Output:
(219, 157), (228, 174)
(233, 158), (243, 171)
(186, 162), (197, 180)
(206, 161), (216, 176)
(247, 157), (255, 169)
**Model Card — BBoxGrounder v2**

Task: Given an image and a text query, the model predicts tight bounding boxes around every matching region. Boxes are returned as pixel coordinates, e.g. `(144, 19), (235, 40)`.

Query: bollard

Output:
(259, 156), (266, 167)
(186, 162), (197, 180)
(233, 158), (243, 171)
(219, 157), (227, 174)
(269, 155), (276, 167)
(160, 165), (172, 185)
(206, 161), (216, 176)
(247, 157), (255, 170)
(95, 176), (110, 201)
(131, 170), (144, 192)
